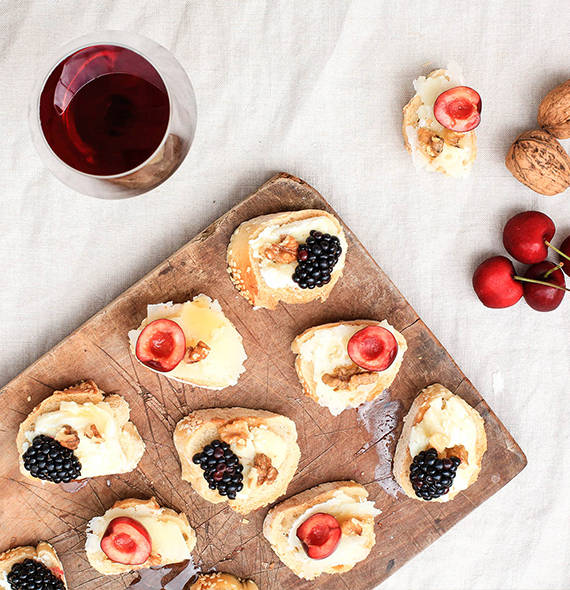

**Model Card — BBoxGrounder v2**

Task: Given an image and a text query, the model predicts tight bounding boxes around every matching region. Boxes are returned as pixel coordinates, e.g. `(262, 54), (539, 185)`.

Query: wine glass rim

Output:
(33, 33), (174, 180)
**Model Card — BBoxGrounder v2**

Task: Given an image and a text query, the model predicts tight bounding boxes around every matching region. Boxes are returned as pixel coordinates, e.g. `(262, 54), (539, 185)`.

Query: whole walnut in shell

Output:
(538, 79), (570, 139)
(505, 129), (570, 196)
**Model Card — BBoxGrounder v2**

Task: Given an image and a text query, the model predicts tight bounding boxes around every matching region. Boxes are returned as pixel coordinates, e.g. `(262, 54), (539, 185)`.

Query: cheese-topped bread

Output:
(16, 380), (145, 483)
(190, 573), (258, 590)
(393, 384), (487, 502)
(174, 408), (301, 515)
(227, 209), (348, 309)
(128, 294), (247, 390)
(85, 497), (196, 575)
(0, 543), (67, 590)
(403, 65), (477, 177)
(291, 320), (407, 415)
(263, 481), (380, 580)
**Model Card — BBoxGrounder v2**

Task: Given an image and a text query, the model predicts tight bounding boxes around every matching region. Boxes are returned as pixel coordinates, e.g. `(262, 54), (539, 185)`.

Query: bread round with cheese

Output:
(128, 294), (247, 390)
(263, 481), (380, 580)
(227, 209), (348, 309)
(402, 67), (477, 177)
(393, 384), (487, 502)
(0, 542), (67, 589)
(16, 380), (145, 483)
(85, 497), (196, 575)
(291, 320), (407, 415)
(190, 572), (258, 590)
(174, 407), (300, 515)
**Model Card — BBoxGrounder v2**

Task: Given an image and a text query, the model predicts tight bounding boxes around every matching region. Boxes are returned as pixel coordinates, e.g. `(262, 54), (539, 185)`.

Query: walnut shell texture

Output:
(505, 129), (570, 196)
(538, 79), (570, 139)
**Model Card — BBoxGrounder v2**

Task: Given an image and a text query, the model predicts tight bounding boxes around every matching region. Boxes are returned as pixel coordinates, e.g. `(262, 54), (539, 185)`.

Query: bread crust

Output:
(85, 497), (196, 575)
(227, 209), (347, 309)
(393, 384), (487, 502)
(263, 481), (378, 580)
(190, 572), (259, 590)
(291, 320), (407, 414)
(0, 542), (66, 588)
(402, 69), (477, 176)
(174, 407), (300, 515)
(16, 380), (145, 483)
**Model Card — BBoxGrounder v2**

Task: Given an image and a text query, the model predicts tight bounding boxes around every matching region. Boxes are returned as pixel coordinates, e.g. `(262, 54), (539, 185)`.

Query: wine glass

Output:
(29, 31), (197, 199)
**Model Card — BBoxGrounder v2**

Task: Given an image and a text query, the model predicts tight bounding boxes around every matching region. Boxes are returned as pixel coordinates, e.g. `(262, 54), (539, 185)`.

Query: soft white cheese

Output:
(297, 321), (404, 415)
(409, 394), (479, 500)
(25, 400), (131, 479)
(406, 63), (474, 178)
(227, 424), (288, 498)
(128, 294), (247, 390)
(287, 492), (380, 569)
(85, 505), (191, 565)
(249, 216), (347, 289)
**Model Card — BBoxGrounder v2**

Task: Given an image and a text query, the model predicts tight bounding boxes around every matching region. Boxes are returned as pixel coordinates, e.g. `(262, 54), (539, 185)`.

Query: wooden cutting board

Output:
(0, 173), (526, 590)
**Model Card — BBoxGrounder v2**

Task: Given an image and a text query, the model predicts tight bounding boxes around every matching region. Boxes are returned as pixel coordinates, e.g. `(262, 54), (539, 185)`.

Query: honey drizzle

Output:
(128, 559), (199, 590)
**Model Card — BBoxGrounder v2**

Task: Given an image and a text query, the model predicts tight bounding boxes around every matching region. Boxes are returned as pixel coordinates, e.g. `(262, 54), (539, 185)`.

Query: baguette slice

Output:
(263, 481), (380, 580)
(190, 572), (258, 590)
(0, 543), (67, 589)
(85, 497), (196, 575)
(227, 209), (348, 309)
(16, 380), (145, 483)
(403, 66), (477, 177)
(174, 408), (300, 515)
(128, 295), (247, 390)
(393, 384), (487, 502)
(291, 320), (407, 415)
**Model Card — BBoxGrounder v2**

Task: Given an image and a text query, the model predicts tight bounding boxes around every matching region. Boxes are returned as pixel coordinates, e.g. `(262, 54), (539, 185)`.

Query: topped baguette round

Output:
(0, 543), (67, 590)
(263, 480), (379, 580)
(16, 380), (145, 484)
(227, 209), (347, 309)
(174, 407), (300, 515)
(393, 384), (487, 502)
(402, 68), (477, 177)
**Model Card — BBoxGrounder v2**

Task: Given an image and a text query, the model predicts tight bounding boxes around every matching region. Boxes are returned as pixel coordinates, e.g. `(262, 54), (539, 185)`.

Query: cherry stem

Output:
(545, 240), (570, 262)
(544, 262), (564, 279)
(513, 275), (570, 292)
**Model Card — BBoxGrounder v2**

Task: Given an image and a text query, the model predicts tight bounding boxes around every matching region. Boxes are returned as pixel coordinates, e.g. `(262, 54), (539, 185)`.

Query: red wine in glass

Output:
(40, 44), (170, 176)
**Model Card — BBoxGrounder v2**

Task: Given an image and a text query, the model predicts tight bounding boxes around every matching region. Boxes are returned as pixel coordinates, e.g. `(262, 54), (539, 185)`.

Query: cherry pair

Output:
(473, 211), (570, 312)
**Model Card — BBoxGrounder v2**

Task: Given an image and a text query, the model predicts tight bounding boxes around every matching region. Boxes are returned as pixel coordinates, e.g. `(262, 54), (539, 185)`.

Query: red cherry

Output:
(472, 256), (523, 308)
(347, 326), (398, 372)
(100, 517), (152, 565)
(433, 86), (482, 132)
(558, 236), (570, 277)
(135, 318), (186, 372)
(296, 513), (341, 560)
(522, 261), (566, 312)
(503, 211), (555, 264)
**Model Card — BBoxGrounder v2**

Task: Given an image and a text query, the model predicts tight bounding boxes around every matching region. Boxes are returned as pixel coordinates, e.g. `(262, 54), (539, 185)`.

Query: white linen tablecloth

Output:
(1, 1), (569, 588)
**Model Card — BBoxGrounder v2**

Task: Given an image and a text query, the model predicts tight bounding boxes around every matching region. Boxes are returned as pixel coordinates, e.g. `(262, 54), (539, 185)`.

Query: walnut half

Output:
(417, 128), (444, 158)
(184, 341), (210, 364)
(264, 235), (298, 263)
(254, 453), (278, 486)
(322, 365), (377, 391)
(84, 424), (102, 440)
(340, 517), (363, 536)
(55, 425), (80, 450)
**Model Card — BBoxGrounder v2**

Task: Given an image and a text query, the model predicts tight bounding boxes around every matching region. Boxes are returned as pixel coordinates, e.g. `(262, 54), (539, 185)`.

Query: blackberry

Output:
(192, 439), (244, 500)
(409, 448), (461, 501)
(22, 434), (82, 484)
(7, 558), (65, 590)
(292, 230), (342, 289)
